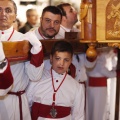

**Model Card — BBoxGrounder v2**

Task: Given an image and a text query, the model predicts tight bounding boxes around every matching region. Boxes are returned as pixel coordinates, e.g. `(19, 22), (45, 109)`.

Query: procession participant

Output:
(0, 0), (44, 120)
(56, 3), (79, 39)
(26, 40), (85, 120)
(86, 47), (117, 120)
(30, 5), (62, 40)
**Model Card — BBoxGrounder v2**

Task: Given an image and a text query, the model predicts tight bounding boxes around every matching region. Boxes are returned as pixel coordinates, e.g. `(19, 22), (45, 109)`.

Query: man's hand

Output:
(24, 32), (42, 54)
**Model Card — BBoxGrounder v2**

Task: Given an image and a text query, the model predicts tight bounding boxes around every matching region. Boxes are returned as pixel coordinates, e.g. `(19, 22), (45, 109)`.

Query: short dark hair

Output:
(9, 0), (17, 14)
(41, 6), (62, 19)
(26, 9), (37, 17)
(57, 3), (71, 16)
(51, 40), (73, 57)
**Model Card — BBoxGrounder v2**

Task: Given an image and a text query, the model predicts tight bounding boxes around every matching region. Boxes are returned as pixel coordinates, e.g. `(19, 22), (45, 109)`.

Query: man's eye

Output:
(55, 58), (60, 60)
(70, 10), (73, 13)
(0, 9), (2, 12)
(5, 8), (12, 13)
(54, 21), (60, 25)
(45, 19), (51, 23)
(65, 59), (69, 62)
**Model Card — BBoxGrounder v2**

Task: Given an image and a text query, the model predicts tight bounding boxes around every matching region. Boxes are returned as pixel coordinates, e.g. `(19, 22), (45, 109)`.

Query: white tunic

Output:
(0, 26), (44, 120)
(86, 48), (117, 120)
(72, 54), (96, 82)
(55, 25), (80, 39)
(26, 68), (85, 120)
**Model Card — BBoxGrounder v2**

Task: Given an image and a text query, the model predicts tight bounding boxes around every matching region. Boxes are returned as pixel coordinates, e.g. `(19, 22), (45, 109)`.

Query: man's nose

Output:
(74, 10), (77, 15)
(50, 21), (55, 27)
(1, 10), (6, 15)
(60, 60), (64, 66)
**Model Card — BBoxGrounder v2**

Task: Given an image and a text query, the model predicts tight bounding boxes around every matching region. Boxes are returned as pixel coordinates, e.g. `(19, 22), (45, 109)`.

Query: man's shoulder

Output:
(72, 26), (80, 32)
(29, 27), (38, 31)
(19, 26), (26, 33)
(10, 30), (24, 41)
(19, 23), (33, 33)
(55, 27), (65, 39)
(14, 30), (24, 36)
(67, 74), (79, 84)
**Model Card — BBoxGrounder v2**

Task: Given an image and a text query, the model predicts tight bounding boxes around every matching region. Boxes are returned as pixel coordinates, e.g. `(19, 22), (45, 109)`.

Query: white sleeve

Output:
(25, 61), (44, 81)
(101, 66), (116, 78)
(0, 86), (12, 96)
(26, 81), (38, 109)
(72, 54), (88, 82)
(71, 84), (85, 120)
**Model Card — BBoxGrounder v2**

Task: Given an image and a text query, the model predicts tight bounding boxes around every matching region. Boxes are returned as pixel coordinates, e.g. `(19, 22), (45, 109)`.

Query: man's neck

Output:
(61, 22), (73, 29)
(0, 26), (11, 31)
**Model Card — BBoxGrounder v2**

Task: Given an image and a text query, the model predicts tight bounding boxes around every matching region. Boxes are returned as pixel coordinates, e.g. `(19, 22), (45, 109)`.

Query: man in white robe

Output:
(86, 47), (117, 120)
(0, 1), (44, 120)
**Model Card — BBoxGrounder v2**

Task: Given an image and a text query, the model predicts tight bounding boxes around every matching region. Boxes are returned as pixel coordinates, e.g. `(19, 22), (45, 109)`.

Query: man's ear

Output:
(13, 14), (17, 23)
(40, 17), (42, 22)
(62, 16), (67, 21)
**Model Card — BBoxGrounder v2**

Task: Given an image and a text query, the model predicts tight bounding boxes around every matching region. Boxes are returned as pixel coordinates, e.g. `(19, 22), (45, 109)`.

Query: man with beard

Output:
(28, 6), (62, 39)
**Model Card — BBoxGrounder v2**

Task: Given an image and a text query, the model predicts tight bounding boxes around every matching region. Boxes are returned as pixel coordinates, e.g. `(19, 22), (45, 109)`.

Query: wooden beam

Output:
(2, 39), (87, 62)
(3, 40), (30, 62)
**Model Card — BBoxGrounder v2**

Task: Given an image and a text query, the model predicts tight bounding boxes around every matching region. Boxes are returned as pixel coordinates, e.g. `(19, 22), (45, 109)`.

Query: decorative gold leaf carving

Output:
(106, 2), (120, 39)
(108, 43), (120, 48)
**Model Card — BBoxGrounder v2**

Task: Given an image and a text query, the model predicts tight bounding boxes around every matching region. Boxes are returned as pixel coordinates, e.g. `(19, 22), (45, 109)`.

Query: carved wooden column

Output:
(80, 0), (97, 58)
(81, 0), (96, 41)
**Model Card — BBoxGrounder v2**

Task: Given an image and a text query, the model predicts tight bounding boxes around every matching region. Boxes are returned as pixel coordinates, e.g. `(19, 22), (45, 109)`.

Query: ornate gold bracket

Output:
(80, 3), (92, 23)
(80, 40), (120, 58)
(80, 1), (120, 58)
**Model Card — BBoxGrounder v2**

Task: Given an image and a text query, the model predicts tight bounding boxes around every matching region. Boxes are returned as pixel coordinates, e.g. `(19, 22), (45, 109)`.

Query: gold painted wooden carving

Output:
(80, 3), (93, 39)
(106, 1), (120, 40)
(80, 0), (120, 58)
(108, 42), (120, 48)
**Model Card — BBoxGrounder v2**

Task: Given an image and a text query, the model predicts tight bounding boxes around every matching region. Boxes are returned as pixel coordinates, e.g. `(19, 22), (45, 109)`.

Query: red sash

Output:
(8, 90), (25, 120)
(89, 77), (107, 87)
(31, 102), (71, 120)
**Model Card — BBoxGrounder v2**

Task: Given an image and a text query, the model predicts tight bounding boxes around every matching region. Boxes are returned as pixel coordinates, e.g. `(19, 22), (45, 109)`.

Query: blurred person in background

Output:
(13, 18), (21, 31)
(19, 8), (38, 33)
